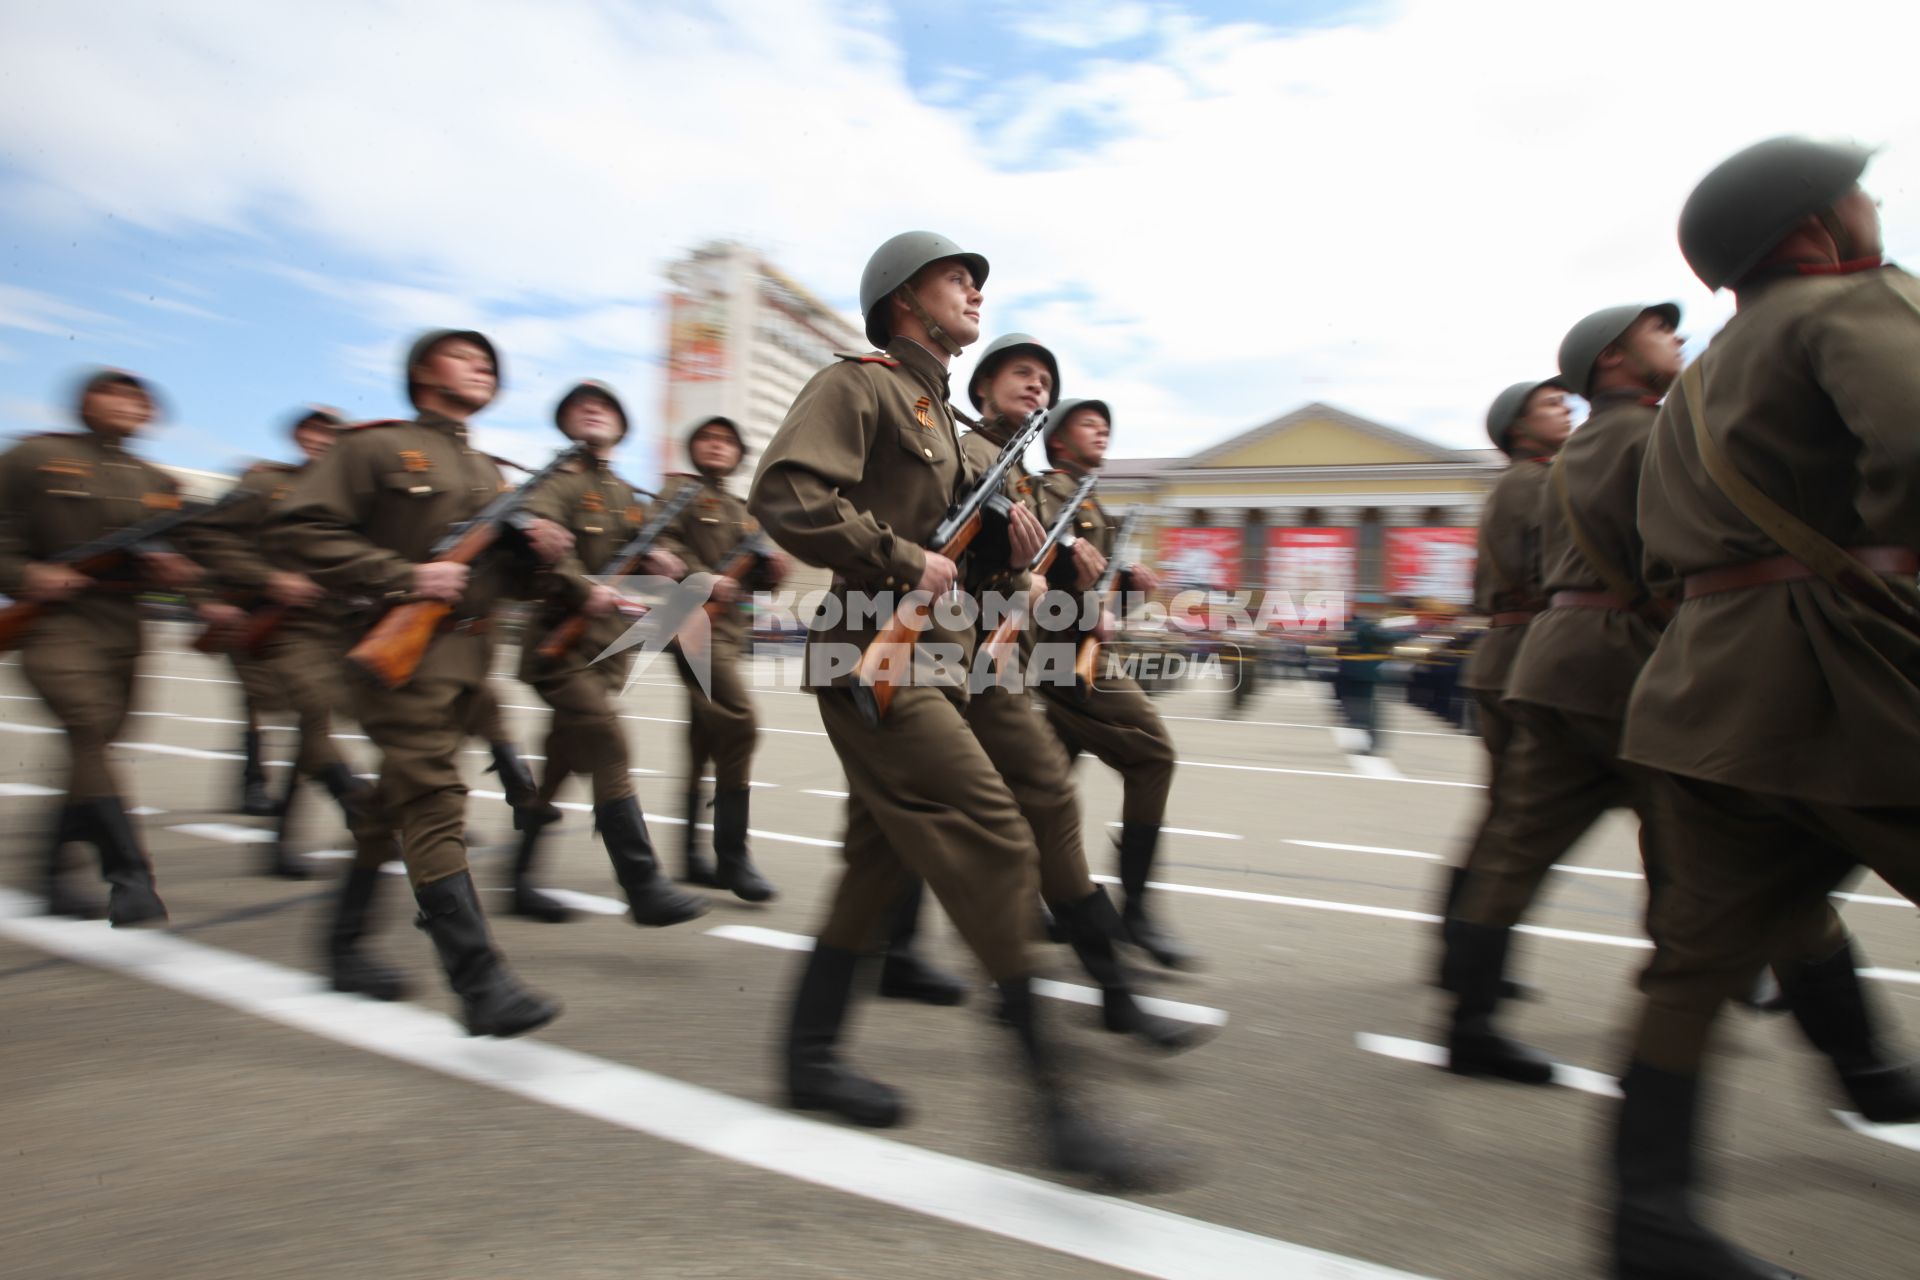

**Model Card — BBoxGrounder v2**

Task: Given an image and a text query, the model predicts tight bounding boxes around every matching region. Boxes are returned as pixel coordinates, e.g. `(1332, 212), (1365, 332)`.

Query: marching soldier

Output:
(887, 335), (1206, 1049)
(0, 369), (240, 924)
(268, 330), (585, 1037)
(1432, 377), (1569, 979)
(749, 233), (1161, 1184)
(1611, 137), (1920, 1278)
(189, 406), (376, 879)
(510, 379), (708, 927)
(1033, 399), (1192, 970)
(657, 414), (780, 902)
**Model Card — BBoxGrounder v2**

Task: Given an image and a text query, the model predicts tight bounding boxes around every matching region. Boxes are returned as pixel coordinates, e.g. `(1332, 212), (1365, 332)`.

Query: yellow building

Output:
(1097, 402), (1505, 603)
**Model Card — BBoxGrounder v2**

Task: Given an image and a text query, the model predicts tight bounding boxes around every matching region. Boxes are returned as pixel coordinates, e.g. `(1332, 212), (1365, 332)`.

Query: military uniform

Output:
(0, 416), (192, 924)
(1033, 465), (1188, 968)
(655, 420), (776, 901)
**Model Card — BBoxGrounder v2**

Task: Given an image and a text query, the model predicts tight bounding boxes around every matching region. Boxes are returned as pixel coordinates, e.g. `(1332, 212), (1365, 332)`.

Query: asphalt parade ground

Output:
(3, 626), (1917, 1279)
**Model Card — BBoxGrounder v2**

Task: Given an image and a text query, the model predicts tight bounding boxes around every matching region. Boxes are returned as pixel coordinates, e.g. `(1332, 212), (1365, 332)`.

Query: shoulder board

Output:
(834, 351), (900, 367)
(26, 430), (86, 440)
(245, 459), (297, 474)
(351, 418), (411, 430)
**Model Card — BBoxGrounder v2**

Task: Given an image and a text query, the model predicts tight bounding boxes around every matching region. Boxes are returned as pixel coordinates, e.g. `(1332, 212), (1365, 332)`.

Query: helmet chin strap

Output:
(1816, 207), (1856, 262)
(897, 285), (964, 357)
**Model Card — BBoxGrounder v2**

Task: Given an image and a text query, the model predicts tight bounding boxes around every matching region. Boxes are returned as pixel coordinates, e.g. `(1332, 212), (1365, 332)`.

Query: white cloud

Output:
(2, 0), (1917, 467)
(1010, 1), (1157, 49)
(0, 284), (111, 339)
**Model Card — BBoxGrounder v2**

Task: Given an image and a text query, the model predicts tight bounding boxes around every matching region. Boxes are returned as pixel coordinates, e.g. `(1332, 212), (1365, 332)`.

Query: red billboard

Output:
(1384, 527), (1477, 603)
(1159, 527), (1241, 591)
(1267, 527), (1357, 596)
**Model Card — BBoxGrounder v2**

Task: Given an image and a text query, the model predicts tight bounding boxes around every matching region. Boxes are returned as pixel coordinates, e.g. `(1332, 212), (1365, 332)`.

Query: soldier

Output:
(190, 406), (376, 879)
(657, 414), (780, 903)
(1609, 137), (1920, 1278)
(268, 330), (586, 1037)
(1431, 377), (1570, 980)
(749, 233), (1158, 1184)
(0, 369), (240, 924)
(886, 335), (1206, 1049)
(1333, 593), (1396, 754)
(510, 379), (708, 928)
(1033, 399), (1191, 970)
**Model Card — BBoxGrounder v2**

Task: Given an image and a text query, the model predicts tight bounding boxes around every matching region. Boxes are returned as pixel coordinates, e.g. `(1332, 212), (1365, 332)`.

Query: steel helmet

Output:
(1679, 136), (1876, 290)
(858, 231), (989, 349)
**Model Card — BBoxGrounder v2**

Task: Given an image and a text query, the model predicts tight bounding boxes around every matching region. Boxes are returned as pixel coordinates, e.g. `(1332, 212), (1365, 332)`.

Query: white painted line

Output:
(1347, 755), (1403, 781)
(113, 741), (241, 761)
(1861, 968), (1920, 988)
(1164, 712), (1457, 739)
(803, 789), (850, 800)
(467, 791), (843, 849)
(1173, 759), (1480, 790)
(1106, 822), (1241, 842)
(169, 822), (275, 845)
(1355, 1033), (1622, 1098)
(493, 886), (629, 917)
(1287, 839), (1439, 862)
(138, 672), (242, 685)
(0, 721), (61, 736)
(706, 925), (1227, 1027)
(1089, 873), (1438, 927)
(305, 851), (407, 875)
(129, 710), (250, 727)
(1836, 1111), (1920, 1152)
(700, 776), (779, 789)
(0, 890), (1407, 1280)
(130, 805), (166, 817)
(760, 726), (828, 738)
(0, 782), (62, 797)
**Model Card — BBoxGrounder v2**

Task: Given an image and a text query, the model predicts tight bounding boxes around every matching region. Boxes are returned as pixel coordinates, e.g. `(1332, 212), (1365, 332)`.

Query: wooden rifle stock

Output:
(1070, 504), (1143, 701)
(850, 508), (982, 723)
(984, 471), (1098, 673)
(345, 521), (499, 690)
(535, 480), (700, 662)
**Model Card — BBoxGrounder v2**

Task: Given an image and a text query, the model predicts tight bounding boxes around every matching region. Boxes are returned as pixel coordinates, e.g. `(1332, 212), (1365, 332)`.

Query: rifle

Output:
(851, 408), (1049, 724)
(981, 470), (1098, 672)
(346, 444), (584, 689)
(0, 487), (249, 652)
(1072, 505), (1144, 695)
(701, 528), (777, 622)
(534, 479), (701, 662)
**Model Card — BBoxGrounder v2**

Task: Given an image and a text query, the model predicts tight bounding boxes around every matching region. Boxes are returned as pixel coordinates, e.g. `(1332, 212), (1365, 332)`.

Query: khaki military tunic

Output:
(656, 470), (760, 794)
(267, 412), (587, 888)
(748, 338), (1038, 979)
(1619, 264), (1920, 1072)
(1033, 467), (1176, 828)
(0, 430), (182, 798)
(1462, 455), (1552, 754)
(517, 457), (646, 804)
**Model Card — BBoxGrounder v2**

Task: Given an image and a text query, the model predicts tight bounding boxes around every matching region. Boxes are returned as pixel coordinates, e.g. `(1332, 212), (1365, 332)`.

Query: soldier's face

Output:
(414, 340), (497, 411)
(985, 356), (1052, 419)
(1618, 312), (1685, 391)
(293, 422), (339, 461)
(1514, 388), (1571, 451)
(1058, 409), (1110, 467)
(690, 424), (742, 474)
(904, 259), (983, 348)
(1831, 184), (1883, 259)
(81, 383), (154, 437)
(561, 397), (622, 448)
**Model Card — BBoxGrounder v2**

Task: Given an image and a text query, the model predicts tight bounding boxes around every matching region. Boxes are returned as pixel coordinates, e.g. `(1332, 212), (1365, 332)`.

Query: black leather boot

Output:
(81, 796), (168, 928)
(712, 787), (776, 902)
(681, 778), (719, 886)
(42, 802), (105, 919)
(1612, 1061), (1803, 1279)
(509, 808), (574, 923)
(786, 942), (905, 1127)
(877, 874), (969, 1006)
(328, 861), (409, 1001)
(1441, 919), (1555, 1084)
(239, 728), (276, 815)
(1116, 822), (1197, 969)
(412, 870), (559, 1037)
(1435, 866), (1535, 1001)
(595, 796), (707, 926)
(486, 740), (540, 812)
(1060, 888), (1214, 1053)
(319, 762), (373, 822)
(1781, 939), (1920, 1123)
(263, 772), (312, 880)
(1000, 976), (1174, 1189)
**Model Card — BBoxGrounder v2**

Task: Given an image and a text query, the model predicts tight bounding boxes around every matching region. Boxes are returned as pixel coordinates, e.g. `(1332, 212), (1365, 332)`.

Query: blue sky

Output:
(2, 0), (1916, 483)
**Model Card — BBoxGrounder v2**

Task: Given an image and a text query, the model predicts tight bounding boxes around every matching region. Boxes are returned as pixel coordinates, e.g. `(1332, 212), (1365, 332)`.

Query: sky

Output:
(2, 0), (1917, 483)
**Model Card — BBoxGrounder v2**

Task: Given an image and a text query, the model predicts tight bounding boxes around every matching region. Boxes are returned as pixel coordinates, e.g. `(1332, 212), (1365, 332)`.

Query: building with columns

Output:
(1094, 403), (1506, 606)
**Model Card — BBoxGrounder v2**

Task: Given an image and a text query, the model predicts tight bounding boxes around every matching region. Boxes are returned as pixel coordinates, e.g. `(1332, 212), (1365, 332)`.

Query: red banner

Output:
(1159, 528), (1241, 591)
(1267, 527), (1357, 596)
(1384, 528), (1477, 603)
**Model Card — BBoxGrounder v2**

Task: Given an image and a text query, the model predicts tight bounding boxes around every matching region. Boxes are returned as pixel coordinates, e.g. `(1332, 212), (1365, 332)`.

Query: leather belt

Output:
(1682, 547), (1920, 600)
(1550, 590), (1631, 609)
(1488, 610), (1538, 627)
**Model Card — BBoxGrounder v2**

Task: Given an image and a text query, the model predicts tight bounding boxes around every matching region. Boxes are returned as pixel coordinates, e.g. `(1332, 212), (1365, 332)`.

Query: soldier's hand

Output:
(915, 551), (957, 598)
(1071, 540), (1107, 591)
(523, 518), (575, 565)
(640, 549), (686, 580)
(583, 584), (621, 617)
(1007, 504), (1046, 567)
(414, 560), (469, 603)
(264, 570), (325, 608)
(710, 574), (740, 605)
(196, 601), (247, 635)
(140, 551), (202, 589)
(20, 562), (91, 602)
(1127, 562), (1161, 597)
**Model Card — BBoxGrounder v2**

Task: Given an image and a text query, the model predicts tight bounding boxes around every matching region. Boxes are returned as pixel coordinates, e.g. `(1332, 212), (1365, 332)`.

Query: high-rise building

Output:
(659, 241), (864, 480)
